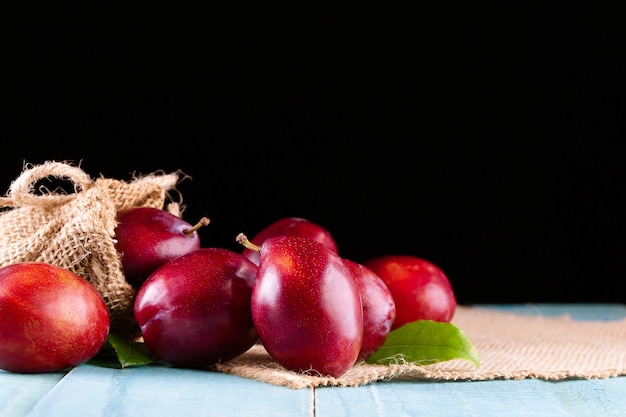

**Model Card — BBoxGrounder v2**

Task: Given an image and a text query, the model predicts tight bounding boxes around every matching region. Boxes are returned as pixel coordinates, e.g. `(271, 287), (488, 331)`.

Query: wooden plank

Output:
(26, 363), (313, 417)
(0, 371), (65, 417)
(315, 377), (626, 417)
(549, 378), (626, 417)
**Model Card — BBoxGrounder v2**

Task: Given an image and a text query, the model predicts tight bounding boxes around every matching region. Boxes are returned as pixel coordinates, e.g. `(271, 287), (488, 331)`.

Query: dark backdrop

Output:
(3, 8), (625, 304)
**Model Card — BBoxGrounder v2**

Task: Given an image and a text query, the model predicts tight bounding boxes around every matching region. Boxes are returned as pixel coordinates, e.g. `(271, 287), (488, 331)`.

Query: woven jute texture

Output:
(0, 161), (183, 339)
(216, 305), (626, 389)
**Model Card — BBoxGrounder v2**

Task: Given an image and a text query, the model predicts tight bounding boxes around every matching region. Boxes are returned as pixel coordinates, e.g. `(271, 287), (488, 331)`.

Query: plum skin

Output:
(134, 247), (258, 369)
(242, 217), (339, 265)
(364, 255), (456, 329)
(251, 236), (363, 378)
(115, 207), (202, 287)
(343, 259), (396, 362)
(0, 262), (110, 373)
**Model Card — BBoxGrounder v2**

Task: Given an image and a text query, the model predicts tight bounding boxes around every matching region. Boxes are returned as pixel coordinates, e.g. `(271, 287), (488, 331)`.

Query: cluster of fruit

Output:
(0, 207), (459, 378)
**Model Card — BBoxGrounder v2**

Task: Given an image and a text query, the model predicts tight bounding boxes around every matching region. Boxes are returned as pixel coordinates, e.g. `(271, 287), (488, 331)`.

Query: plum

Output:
(241, 217), (338, 265)
(238, 234), (362, 378)
(364, 255), (456, 328)
(343, 258), (396, 361)
(0, 262), (110, 373)
(133, 247), (258, 368)
(114, 206), (210, 287)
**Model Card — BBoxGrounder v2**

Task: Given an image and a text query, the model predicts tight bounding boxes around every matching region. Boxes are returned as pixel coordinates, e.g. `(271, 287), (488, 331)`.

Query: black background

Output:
(3, 7), (625, 304)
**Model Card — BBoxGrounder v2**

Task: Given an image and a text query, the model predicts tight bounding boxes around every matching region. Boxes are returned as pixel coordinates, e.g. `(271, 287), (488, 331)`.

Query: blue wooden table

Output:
(2, 304), (625, 417)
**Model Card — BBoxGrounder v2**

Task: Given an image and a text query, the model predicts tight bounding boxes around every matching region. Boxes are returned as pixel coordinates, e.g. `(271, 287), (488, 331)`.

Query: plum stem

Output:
(183, 217), (211, 237)
(236, 233), (261, 252)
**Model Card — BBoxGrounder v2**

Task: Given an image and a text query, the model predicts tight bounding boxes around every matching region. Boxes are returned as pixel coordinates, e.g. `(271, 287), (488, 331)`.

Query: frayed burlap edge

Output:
(215, 306), (626, 389)
(0, 161), (186, 339)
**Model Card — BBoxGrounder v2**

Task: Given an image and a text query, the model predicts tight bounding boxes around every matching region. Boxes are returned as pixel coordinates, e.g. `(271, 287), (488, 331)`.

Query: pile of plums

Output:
(128, 208), (457, 378)
(0, 207), (457, 378)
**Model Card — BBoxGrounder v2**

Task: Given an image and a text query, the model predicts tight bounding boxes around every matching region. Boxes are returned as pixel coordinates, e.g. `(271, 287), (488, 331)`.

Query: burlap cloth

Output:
(215, 305), (626, 389)
(0, 161), (185, 339)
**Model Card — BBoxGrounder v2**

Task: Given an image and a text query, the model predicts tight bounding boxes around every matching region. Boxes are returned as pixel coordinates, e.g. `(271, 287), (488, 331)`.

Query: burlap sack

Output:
(0, 161), (184, 339)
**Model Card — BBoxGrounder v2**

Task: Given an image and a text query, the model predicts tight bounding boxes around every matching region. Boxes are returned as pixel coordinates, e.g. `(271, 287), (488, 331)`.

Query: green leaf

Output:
(365, 320), (480, 367)
(89, 334), (155, 368)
